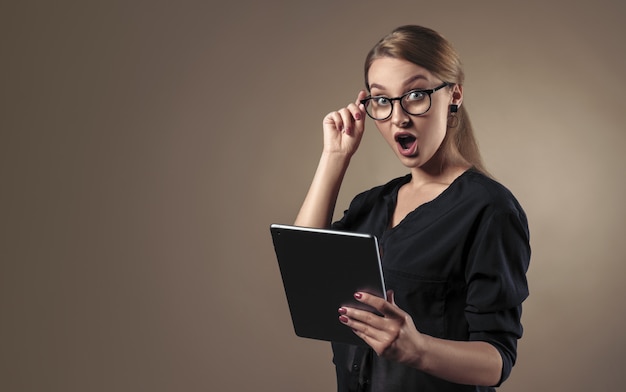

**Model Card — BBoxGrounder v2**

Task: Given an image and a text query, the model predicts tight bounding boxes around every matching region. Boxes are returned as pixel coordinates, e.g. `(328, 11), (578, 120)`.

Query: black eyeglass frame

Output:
(360, 82), (450, 120)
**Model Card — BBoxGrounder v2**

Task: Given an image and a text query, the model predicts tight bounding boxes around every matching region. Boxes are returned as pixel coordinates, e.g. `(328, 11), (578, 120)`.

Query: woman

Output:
(294, 25), (530, 391)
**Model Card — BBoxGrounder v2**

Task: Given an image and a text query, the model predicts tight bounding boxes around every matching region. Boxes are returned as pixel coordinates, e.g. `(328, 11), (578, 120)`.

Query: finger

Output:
(347, 103), (362, 119)
(387, 290), (396, 305)
(340, 306), (386, 329)
(342, 104), (362, 130)
(339, 309), (393, 353)
(355, 90), (367, 116)
(355, 89), (368, 105)
(339, 309), (385, 338)
(324, 111), (344, 133)
(355, 291), (404, 319)
(337, 107), (356, 135)
(356, 90), (368, 113)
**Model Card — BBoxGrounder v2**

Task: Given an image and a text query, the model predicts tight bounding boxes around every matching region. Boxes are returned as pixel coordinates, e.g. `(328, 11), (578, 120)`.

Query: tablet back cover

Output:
(270, 224), (386, 346)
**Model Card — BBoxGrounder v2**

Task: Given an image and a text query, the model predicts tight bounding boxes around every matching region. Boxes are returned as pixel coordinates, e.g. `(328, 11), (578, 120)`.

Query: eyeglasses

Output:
(360, 82), (450, 120)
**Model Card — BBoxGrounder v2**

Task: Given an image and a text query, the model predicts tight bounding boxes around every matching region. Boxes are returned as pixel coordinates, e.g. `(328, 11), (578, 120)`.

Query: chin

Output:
(397, 155), (423, 168)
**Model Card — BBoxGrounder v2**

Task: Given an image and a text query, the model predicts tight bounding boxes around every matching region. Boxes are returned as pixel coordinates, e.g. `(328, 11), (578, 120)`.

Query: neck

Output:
(410, 165), (468, 187)
(412, 140), (471, 183)
(410, 150), (470, 187)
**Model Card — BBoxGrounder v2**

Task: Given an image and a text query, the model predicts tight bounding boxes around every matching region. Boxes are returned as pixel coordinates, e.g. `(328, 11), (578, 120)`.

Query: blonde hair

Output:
(364, 25), (489, 176)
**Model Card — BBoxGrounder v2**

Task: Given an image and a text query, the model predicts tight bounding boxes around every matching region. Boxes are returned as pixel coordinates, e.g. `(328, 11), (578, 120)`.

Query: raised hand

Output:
(294, 90), (369, 229)
(321, 90), (368, 158)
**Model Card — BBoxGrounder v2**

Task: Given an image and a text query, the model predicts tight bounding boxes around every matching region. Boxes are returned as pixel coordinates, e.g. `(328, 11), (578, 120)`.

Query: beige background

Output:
(2, 1), (625, 391)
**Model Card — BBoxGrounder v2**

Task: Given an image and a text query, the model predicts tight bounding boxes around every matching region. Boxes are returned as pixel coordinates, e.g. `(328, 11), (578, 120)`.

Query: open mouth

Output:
(395, 133), (417, 155)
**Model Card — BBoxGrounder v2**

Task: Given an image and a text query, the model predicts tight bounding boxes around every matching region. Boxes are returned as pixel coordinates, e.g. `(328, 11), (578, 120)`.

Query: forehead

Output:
(368, 57), (436, 91)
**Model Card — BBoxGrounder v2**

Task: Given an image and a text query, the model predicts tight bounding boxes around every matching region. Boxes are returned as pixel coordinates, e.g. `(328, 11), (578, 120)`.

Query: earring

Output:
(448, 104), (459, 128)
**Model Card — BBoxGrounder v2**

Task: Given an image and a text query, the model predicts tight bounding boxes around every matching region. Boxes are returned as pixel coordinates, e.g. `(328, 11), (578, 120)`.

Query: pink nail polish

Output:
(338, 307), (347, 315)
(339, 315), (349, 323)
(354, 292), (362, 299)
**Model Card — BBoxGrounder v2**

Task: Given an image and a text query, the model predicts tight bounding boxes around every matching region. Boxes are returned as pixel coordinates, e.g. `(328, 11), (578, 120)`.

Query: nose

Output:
(390, 100), (410, 127)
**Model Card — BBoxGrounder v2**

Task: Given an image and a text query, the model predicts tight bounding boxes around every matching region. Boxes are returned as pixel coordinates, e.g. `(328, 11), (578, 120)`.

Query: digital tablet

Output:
(269, 223), (386, 346)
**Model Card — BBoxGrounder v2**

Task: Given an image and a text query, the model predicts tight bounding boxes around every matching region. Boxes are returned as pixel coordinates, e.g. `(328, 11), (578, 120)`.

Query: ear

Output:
(451, 84), (463, 108)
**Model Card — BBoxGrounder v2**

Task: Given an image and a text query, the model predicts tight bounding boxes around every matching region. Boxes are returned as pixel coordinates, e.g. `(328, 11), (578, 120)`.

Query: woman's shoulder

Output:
(457, 169), (525, 213)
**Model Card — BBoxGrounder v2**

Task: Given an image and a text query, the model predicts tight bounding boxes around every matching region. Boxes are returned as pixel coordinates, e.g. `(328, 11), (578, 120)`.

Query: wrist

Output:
(320, 150), (352, 166)
(313, 151), (351, 184)
(406, 332), (430, 372)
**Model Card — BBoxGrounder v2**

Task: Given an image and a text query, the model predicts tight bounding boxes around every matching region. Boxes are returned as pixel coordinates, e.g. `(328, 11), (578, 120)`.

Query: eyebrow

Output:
(369, 74), (429, 92)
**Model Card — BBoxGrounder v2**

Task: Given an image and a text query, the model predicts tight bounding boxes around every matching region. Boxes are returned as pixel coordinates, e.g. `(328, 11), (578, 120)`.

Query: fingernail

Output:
(338, 307), (347, 315)
(354, 292), (362, 299)
(355, 113), (361, 121)
(339, 315), (349, 323)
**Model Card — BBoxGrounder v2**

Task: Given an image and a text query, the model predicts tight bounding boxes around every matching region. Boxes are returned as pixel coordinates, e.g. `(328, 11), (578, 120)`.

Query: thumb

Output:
(386, 290), (396, 305)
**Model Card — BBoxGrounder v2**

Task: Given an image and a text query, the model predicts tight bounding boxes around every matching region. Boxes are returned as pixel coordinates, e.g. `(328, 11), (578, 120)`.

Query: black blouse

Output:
(331, 169), (531, 392)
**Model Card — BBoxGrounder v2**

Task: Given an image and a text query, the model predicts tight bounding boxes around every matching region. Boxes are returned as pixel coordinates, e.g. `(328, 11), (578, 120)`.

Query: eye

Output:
(406, 90), (426, 101)
(373, 96), (391, 106)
